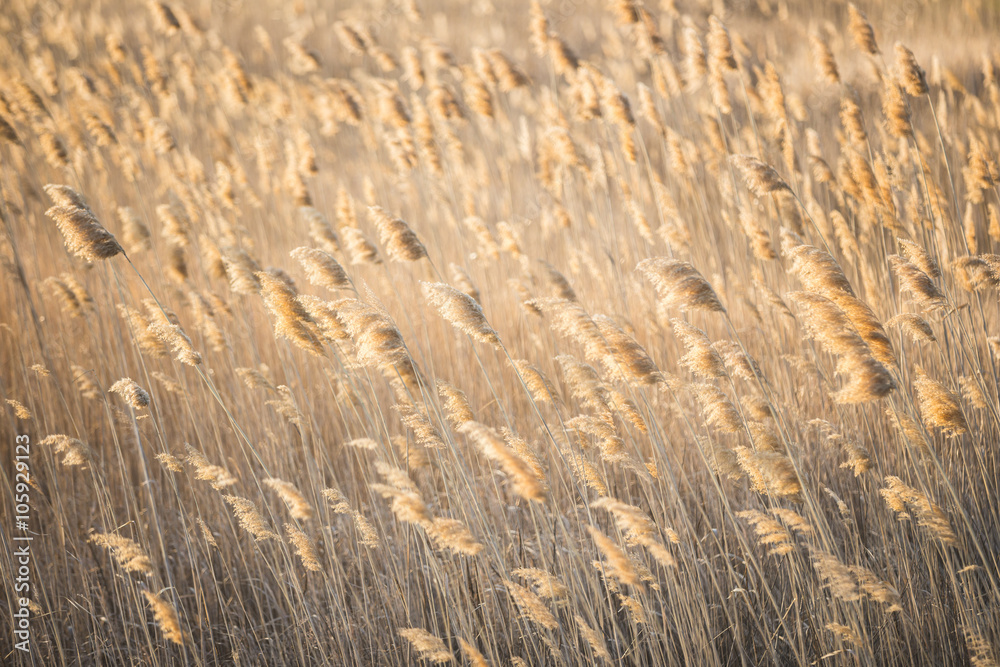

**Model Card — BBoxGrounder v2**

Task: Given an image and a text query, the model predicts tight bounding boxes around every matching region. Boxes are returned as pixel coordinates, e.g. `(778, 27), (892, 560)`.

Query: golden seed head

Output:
(109, 378), (151, 409)
(44, 185), (123, 261)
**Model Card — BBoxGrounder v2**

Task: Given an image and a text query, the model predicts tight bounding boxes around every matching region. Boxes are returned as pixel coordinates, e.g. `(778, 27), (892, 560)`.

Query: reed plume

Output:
(421, 282), (501, 347)
(638, 258), (725, 312)
(258, 271), (326, 356)
(44, 185), (123, 261)
(895, 43), (928, 96)
(142, 590), (188, 646)
(588, 525), (639, 586)
(285, 524), (323, 572)
(291, 247), (351, 291)
(39, 434), (93, 467)
(369, 206), (427, 262)
(264, 478), (314, 520)
(505, 580), (559, 630)
(109, 377), (150, 409)
(399, 628), (453, 664)
(89, 532), (154, 575)
(913, 367), (969, 437)
(224, 495), (280, 541)
(460, 421), (546, 503)
(848, 4), (879, 56)
(729, 155), (791, 196)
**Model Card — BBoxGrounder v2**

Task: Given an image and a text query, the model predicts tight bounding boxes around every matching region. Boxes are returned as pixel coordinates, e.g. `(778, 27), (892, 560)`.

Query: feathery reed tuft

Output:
(44, 185), (123, 261)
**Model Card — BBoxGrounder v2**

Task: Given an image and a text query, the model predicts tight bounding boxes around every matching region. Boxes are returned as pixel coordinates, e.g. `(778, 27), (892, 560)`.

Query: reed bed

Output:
(1, 0), (999, 664)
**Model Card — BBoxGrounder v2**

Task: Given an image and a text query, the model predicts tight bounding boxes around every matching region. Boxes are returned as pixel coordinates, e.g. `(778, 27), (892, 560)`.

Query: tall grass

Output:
(1, 0), (999, 664)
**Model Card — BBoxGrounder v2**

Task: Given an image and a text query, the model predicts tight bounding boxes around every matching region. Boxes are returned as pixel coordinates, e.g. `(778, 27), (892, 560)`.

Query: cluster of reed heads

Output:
(1, 0), (999, 665)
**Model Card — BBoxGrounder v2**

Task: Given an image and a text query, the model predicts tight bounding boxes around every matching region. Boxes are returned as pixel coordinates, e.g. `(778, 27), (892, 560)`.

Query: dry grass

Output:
(1, 0), (999, 665)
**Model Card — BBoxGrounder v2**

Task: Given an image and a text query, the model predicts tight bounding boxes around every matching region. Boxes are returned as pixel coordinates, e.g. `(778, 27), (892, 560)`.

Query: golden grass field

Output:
(1, 0), (999, 664)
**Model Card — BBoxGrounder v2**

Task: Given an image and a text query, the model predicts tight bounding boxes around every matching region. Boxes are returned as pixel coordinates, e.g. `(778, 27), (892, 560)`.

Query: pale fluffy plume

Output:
(109, 377), (150, 409)
(512, 567), (568, 602)
(39, 434), (93, 467)
(531, 297), (612, 361)
(638, 258), (725, 312)
(301, 206), (340, 254)
(504, 580), (559, 630)
(156, 452), (183, 472)
(285, 524), (323, 572)
(196, 518), (218, 549)
(353, 511), (380, 549)
(426, 517), (483, 556)
(232, 368), (273, 404)
(575, 615), (612, 663)
(953, 256), (1000, 292)
(729, 155), (791, 196)
(267, 385), (305, 426)
(322, 487), (352, 514)
(224, 495), (279, 541)
(6, 399), (30, 420)
(448, 263), (480, 303)
(118, 206), (151, 253)
(588, 525), (639, 586)
(788, 292), (895, 403)
(959, 376), (989, 410)
(370, 461), (430, 526)
(184, 443), (238, 491)
(148, 317), (203, 366)
(394, 400), (445, 449)
(421, 282), (501, 347)
(782, 232), (855, 297)
(117, 304), (168, 357)
(848, 3), (879, 55)
(369, 205), (427, 261)
(556, 355), (612, 416)
(460, 421), (546, 503)
(44, 185), (123, 261)
(437, 380), (475, 427)
(881, 476), (957, 545)
(44, 277), (85, 318)
(692, 383), (744, 433)
(593, 315), (662, 385)
(963, 629), (999, 667)
(592, 497), (675, 567)
(840, 440), (871, 477)
(335, 298), (417, 386)
(810, 549), (861, 604)
(771, 508), (813, 536)
(222, 247), (263, 294)
(811, 33), (840, 84)
(398, 628), (453, 663)
(457, 638), (489, 667)
(673, 319), (726, 378)
(898, 239), (941, 279)
(888, 255), (946, 311)
(89, 532), (154, 574)
(913, 367), (968, 437)
(264, 477), (314, 520)
(142, 590), (189, 646)
(611, 391), (648, 433)
(342, 227), (382, 265)
(736, 448), (803, 501)
(887, 313), (936, 343)
(886, 407), (933, 457)
(501, 429), (548, 487)
(297, 296), (350, 343)
(291, 247), (351, 291)
(258, 271), (326, 356)
(738, 509), (794, 556)
(510, 359), (561, 404)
